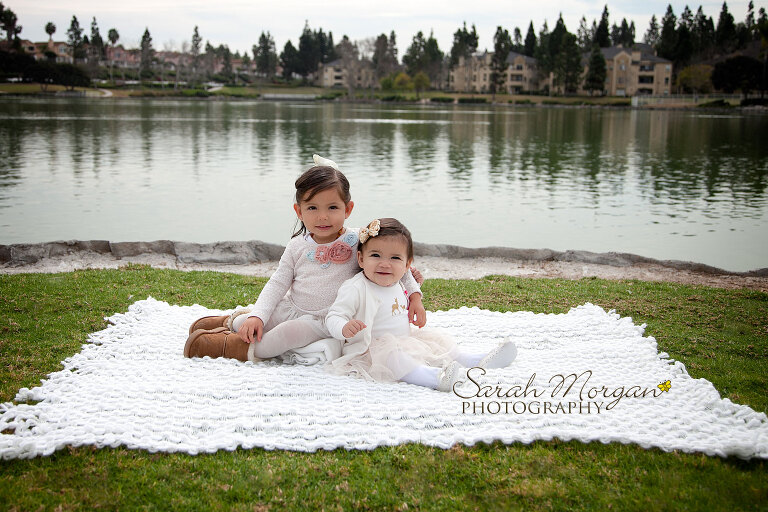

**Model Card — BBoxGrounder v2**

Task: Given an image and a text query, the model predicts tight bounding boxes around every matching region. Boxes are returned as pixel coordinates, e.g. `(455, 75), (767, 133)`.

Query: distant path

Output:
(98, 89), (113, 98)
(207, 85), (224, 92)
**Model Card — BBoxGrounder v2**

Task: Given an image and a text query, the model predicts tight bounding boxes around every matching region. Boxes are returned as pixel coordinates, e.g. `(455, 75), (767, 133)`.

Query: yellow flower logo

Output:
(658, 380), (671, 393)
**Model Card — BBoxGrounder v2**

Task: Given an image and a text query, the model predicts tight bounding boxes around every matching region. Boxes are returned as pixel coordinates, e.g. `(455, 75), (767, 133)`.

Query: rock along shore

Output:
(1, 240), (766, 291)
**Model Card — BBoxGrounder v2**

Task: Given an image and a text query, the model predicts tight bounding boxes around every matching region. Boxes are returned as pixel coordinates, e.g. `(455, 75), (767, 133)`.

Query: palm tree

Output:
(44, 22), (57, 61)
(45, 22), (56, 40)
(107, 28), (119, 82)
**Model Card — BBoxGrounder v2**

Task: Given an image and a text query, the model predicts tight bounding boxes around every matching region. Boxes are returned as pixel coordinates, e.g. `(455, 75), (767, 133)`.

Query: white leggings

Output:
(232, 297), (330, 361)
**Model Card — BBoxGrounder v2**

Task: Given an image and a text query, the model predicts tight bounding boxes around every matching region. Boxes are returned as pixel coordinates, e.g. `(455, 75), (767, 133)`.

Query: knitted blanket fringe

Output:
(1, 298), (766, 460)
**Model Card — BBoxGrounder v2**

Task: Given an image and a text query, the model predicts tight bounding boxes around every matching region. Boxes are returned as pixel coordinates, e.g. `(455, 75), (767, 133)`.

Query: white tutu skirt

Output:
(330, 328), (458, 382)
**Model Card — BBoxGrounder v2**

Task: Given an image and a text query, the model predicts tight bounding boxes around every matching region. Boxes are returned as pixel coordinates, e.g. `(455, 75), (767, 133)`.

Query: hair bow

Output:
(358, 219), (381, 243)
(313, 154), (340, 170)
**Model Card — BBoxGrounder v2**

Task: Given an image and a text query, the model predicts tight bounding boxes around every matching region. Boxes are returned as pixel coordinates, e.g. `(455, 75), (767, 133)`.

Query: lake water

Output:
(1, 98), (766, 271)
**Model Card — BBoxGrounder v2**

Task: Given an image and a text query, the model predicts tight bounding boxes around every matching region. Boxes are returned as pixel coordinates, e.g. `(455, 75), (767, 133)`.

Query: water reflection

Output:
(0, 98), (765, 270)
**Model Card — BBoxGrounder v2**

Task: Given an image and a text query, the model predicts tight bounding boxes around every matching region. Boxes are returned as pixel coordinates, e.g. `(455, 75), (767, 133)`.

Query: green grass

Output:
(1, 268), (766, 510)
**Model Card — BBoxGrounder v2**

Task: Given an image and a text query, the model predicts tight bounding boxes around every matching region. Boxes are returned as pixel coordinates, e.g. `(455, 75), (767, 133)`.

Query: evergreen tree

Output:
(490, 26), (512, 97)
(388, 31), (398, 66)
(676, 8), (694, 66)
(657, 5), (678, 59)
(644, 15), (661, 47)
(594, 5), (611, 47)
(715, 2), (737, 52)
(372, 33), (398, 78)
(254, 31), (277, 78)
(691, 7), (715, 57)
(140, 28), (153, 77)
(585, 45), (606, 94)
(534, 21), (551, 77)
(523, 22), (537, 57)
(279, 40), (301, 79)
(90, 17), (105, 61)
(449, 22), (479, 68)
(577, 16), (593, 50)
(67, 16), (85, 60)
(554, 32), (583, 93)
(513, 27), (523, 53)
(190, 26), (202, 84)
(0, 3), (22, 48)
(297, 21), (317, 77)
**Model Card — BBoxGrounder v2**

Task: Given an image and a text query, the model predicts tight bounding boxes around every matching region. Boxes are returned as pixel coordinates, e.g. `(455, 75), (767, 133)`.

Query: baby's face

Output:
(357, 236), (411, 287)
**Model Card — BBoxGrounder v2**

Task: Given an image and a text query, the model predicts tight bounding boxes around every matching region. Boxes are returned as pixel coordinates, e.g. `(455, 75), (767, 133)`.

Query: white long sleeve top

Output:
(248, 227), (421, 325)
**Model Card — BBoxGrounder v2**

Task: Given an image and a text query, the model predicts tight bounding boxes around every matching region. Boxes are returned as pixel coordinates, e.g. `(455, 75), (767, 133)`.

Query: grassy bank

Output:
(0, 268), (766, 510)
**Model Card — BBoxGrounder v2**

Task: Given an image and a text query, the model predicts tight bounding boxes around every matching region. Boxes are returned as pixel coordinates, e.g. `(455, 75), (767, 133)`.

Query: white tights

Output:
(232, 311), (328, 360)
(390, 350), (487, 390)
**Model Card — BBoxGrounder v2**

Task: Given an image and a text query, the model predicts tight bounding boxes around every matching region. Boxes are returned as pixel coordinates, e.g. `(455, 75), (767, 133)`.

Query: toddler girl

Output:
(326, 218), (517, 392)
(184, 156), (425, 362)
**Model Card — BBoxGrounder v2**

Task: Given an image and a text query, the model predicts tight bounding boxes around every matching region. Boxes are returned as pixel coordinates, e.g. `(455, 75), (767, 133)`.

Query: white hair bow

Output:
(358, 219), (381, 243)
(313, 154), (340, 170)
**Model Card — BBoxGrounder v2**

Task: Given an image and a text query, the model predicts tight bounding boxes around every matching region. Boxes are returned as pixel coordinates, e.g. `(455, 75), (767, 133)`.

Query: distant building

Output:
(582, 44), (673, 96)
(449, 51), (540, 93)
(317, 59), (377, 89)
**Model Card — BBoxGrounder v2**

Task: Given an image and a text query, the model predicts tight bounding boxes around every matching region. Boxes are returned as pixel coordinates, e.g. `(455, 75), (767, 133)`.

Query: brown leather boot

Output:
(184, 327), (251, 361)
(188, 315), (230, 334)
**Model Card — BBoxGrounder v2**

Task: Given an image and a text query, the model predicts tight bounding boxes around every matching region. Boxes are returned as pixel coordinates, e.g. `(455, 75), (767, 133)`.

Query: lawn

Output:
(0, 267), (766, 510)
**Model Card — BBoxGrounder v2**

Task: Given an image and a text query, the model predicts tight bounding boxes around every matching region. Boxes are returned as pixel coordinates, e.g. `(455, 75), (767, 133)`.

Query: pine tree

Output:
(490, 26), (512, 97)
(594, 5), (611, 47)
(190, 26), (202, 84)
(715, 2), (737, 52)
(643, 15), (660, 47)
(140, 28), (153, 78)
(585, 45), (606, 95)
(657, 5), (678, 60)
(523, 22), (537, 57)
(67, 16), (85, 60)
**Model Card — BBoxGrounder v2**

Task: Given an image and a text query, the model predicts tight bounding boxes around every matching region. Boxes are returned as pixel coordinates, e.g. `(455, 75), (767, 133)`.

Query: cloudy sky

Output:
(10, 0), (756, 56)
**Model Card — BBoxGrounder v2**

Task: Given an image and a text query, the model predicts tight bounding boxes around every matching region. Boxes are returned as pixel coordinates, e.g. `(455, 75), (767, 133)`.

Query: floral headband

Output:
(358, 219), (380, 243)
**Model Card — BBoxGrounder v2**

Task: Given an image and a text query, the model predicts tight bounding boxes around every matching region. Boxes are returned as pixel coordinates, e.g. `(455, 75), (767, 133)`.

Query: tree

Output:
(280, 40), (301, 80)
(676, 64), (713, 95)
(254, 31), (277, 79)
(577, 16), (593, 51)
(523, 22), (537, 57)
(554, 32), (582, 93)
(412, 71), (429, 98)
(644, 15), (660, 47)
(371, 32), (398, 79)
(335, 35), (359, 96)
(403, 30), (444, 83)
(140, 28), (154, 78)
(0, 2), (22, 49)
(90, 17), (105, 63)
(657, 5), (678, 60)
(513, 27), (523, 52)
(712, 55), (762, 95)
(594, 5), (611, 47)
(107, 28), (119, 82)
(190, 26), (201, 85)
(692, 7), (715, 58)
(220, 45), (233, 82)
(584, 45), (606, 95)
(45, 22), (56, 40)
(67, 16), (85, 60)
(393, 71), (412, 90)
(489, 26), (511, 98)
(715, 2), (737, 52)
(449, 22), (478, 68)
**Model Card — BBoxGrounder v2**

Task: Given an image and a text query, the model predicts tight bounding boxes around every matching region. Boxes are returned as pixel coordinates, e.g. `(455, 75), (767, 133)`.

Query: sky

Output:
(9, 0), (760, 57)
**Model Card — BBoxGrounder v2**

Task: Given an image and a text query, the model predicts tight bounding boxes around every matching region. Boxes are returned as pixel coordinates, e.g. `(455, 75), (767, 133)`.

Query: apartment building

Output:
(584, 44), (673, 96)
(317, 59), (377, 89)
(448, 51), (540, 93)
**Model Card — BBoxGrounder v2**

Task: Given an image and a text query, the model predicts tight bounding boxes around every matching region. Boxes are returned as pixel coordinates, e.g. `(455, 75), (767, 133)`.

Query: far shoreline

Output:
(2, 239), (766, 292)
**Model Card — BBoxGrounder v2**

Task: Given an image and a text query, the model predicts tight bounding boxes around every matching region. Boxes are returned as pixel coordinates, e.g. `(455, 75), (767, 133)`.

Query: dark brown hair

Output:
(358, 218), (414, 262)
(292, 165), (352, 238)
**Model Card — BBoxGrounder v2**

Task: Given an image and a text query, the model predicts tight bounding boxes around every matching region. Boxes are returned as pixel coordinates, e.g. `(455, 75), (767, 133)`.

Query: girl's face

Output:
(357, 236), (412, 287)
(293, 187), (354, 244)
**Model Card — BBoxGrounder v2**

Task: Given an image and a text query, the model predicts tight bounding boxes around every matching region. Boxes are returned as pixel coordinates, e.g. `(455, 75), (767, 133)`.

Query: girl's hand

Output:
(238, 316), (264, 344)
(408, 293), (427, 328)
(342, 319), (367, 339)
(410, 266), (424, 285)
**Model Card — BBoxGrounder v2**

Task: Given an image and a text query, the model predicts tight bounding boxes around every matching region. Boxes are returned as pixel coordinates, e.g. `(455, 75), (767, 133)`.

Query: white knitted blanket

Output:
(2, 298), (767, 460)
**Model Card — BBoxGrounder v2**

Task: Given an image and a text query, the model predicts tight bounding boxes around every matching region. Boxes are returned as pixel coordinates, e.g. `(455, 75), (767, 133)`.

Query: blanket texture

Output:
(1, 298), (766, 460)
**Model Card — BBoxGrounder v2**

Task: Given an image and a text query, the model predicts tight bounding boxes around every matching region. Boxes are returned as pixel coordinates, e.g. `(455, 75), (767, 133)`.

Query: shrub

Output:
(430, 96), (455, 103)
(457, 97), (488, 104)
(378, 94), (408, 102)
(698, 99), (731, 108)
(740, 98), (768, 107)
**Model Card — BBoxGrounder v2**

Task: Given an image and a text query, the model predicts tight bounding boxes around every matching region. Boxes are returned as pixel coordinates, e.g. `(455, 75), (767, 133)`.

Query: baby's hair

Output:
(292, 165), (351, 238)
(359, 218), (414, 262)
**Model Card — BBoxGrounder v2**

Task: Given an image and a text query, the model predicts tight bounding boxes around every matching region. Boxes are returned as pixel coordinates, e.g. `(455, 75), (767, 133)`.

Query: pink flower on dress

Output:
(328, 240), (353, 263)
(315, 245), (330, 264)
